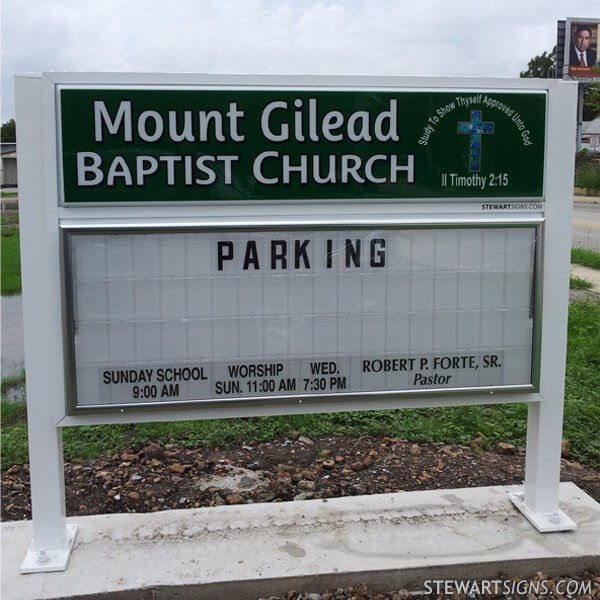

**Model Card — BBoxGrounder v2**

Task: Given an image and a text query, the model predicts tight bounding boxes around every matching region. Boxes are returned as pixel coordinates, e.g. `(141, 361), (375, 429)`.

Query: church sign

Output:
(59, 89), (545, 203)
(15, 74), (577, 573)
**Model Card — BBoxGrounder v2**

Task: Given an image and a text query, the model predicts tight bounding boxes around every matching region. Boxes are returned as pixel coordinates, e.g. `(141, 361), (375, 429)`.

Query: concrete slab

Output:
(574, 194), (600, 205)
(572, 264), (600, 294)
(2, 483), (599, 600)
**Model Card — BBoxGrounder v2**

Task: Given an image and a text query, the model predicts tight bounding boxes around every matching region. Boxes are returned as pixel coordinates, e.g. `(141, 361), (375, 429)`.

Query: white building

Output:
(0, 142), (18, 187)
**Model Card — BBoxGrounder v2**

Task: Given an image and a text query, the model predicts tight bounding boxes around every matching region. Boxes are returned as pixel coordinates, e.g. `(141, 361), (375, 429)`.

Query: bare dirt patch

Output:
(2, 436), (598, 521)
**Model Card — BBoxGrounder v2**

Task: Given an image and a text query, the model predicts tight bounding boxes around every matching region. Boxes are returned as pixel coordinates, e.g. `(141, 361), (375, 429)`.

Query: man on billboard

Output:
(569, 25), (596, 67)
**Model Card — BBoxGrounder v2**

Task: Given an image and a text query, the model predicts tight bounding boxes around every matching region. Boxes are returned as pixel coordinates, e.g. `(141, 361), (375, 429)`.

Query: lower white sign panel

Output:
(66, 226), (537, 409)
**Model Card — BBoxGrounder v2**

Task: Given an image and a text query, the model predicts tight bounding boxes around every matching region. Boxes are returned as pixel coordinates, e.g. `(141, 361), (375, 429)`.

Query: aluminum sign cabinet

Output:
(15, 73), (577, 573)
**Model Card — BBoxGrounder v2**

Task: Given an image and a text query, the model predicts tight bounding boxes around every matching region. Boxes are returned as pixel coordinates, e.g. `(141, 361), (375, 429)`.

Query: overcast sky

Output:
(1, 0), (597, 123)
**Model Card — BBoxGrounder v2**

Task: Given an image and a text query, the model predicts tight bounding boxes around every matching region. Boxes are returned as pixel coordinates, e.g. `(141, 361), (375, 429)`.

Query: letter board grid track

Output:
(65, 226), (537, 410)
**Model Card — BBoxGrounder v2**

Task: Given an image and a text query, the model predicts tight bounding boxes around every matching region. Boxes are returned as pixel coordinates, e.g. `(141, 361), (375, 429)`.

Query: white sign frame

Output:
(15, 73), (577, 573)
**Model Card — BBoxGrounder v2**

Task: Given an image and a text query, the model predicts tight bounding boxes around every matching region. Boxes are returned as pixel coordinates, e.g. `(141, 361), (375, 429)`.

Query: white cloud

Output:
(1, 0), (597, 121)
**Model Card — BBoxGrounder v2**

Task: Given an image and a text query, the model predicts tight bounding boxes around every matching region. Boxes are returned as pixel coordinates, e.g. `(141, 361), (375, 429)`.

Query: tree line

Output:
(520, 46), (600, 120)
(1, 118), (15, 142)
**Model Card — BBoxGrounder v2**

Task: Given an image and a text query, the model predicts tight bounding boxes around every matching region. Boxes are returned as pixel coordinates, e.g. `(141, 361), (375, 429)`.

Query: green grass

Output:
(0, 423), (28, 465)
(1, 370), (28, 464)
(563, 302), (600, 467)
(2, 301), (599, 470)
(572, 247), (600, 270)
(1, 213), (21, 295)
(575, 165), (600, 190)
(1, 399), (27, 427)
(570, 275), (593, 290)
(129, 404), (530, 451)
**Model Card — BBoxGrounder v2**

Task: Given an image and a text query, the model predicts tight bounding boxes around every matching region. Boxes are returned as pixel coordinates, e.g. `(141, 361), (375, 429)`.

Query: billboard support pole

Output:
(15, 74), (77, 573)
(508, 80), (577, 532)
(576, 83), (584, 152)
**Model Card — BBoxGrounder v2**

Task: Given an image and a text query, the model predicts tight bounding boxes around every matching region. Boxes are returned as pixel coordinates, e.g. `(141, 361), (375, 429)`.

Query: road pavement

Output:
(572, 200), (600, 250)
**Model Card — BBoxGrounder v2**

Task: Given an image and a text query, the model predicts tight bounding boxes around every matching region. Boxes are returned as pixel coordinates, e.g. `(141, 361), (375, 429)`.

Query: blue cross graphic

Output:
(457, 110), (494, 172)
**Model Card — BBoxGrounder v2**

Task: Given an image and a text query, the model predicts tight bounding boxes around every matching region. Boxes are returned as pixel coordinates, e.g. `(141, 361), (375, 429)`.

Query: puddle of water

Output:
(1, 295), (25, 399)
(3, 386), (25, 403)
(1, 294), (24, 378)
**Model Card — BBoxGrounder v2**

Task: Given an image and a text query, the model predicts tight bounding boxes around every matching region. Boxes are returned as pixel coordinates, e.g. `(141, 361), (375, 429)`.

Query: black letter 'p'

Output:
(217, 241), (234, 271)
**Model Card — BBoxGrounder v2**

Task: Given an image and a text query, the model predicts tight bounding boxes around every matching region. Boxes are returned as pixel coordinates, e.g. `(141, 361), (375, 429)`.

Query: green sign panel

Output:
(60, 88), (546, 203)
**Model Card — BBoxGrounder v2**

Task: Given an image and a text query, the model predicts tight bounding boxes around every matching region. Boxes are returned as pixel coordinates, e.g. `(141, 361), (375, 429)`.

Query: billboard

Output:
(564, 18), (600, 80)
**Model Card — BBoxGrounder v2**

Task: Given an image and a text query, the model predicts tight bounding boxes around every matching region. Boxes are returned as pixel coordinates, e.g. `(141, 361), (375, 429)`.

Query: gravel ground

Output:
(2, 436), (599, 520)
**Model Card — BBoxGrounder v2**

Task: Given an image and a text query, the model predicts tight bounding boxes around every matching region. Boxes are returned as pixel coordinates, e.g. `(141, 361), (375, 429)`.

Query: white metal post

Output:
(15, 74), (77, 572)
(508, 80), (578, 532)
